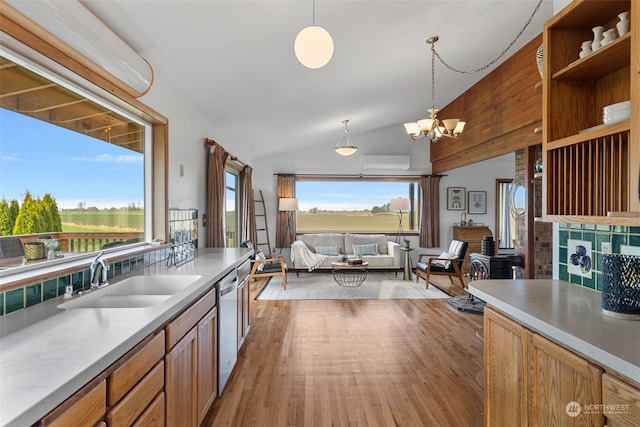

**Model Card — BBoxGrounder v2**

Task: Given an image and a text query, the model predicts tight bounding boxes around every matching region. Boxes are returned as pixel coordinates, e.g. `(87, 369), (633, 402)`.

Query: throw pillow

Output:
(352, 243), (378, 256)
(432, 251), (457, 269)
(316, 245), (340, 256)
(254, 250), (266, 271)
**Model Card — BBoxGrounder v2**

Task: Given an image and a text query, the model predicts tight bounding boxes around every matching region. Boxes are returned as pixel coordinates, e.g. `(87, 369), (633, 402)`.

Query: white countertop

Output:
(468, 279), (640, 386)
(0, 248), (251, 427)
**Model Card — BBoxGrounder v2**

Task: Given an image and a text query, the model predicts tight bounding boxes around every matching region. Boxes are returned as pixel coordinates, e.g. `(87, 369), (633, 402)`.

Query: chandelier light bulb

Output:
(294, 26), (334, 69)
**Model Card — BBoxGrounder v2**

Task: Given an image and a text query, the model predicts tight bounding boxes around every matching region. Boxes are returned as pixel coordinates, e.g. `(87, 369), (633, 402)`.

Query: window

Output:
(0, 46), (158, 267)
(225, 170), (239, 247)
(295, 179), (419, 233)
(495, 179), (515, 249)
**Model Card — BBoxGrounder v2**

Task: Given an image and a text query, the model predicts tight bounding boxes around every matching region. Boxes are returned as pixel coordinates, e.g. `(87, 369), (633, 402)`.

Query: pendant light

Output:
(294, 0), (334, 69)
(334, 119), (358, 156)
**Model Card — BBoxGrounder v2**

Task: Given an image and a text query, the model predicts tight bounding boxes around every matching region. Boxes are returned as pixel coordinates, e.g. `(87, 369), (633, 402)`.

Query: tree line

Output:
(0, 191), (62, 236)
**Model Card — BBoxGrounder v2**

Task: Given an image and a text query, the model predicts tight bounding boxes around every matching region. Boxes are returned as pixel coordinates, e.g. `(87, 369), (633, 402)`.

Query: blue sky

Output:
(0, 108), (143, 209)
(296, 181), (415, 211)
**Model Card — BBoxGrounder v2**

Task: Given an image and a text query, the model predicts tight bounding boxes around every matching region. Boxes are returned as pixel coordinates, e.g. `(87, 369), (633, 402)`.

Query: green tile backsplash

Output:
(0, 247), (169, 316)
(558, 224), (640, 291)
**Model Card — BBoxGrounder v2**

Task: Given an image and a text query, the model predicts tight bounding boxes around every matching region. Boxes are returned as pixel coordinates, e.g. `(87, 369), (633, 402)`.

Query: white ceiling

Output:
(81, 0), (553, 160)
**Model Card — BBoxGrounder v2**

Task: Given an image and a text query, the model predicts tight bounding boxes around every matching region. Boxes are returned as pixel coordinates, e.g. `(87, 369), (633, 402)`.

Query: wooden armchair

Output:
(240, 241), (288, 290)
(415, 240), (468, 290)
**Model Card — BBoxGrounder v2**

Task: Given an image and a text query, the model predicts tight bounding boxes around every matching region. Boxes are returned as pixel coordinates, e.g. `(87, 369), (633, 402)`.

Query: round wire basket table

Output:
(331, 261), (369, 287)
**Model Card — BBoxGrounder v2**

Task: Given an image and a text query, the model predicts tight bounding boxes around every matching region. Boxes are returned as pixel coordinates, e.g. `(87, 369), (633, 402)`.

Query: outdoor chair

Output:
(240, 241), (287, 290)
(415, 240), (468, 290)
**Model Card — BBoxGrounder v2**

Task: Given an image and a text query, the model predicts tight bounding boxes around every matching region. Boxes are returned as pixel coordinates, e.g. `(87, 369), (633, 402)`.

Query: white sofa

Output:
(291, 233), (401, 270)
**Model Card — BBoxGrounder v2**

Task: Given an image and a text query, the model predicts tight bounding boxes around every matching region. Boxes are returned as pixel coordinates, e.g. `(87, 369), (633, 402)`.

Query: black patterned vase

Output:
(601, 254), (640, 320)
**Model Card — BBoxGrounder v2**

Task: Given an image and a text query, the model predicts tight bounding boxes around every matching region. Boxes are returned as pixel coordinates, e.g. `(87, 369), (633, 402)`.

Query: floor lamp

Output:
(279, 197), (298, 253)
(390, 197), (410, 244)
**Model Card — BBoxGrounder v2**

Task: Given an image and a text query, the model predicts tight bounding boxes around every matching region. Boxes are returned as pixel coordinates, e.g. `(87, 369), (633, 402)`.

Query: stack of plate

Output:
(603, 100), (631, 125)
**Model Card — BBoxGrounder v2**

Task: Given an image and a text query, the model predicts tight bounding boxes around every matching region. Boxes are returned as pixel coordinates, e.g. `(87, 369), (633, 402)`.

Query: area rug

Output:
(256, 272), (449, 300)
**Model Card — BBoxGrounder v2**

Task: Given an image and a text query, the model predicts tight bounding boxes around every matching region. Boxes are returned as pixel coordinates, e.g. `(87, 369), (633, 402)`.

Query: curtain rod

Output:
(204, 137), (248, 168)
(275, 173), (447, 179)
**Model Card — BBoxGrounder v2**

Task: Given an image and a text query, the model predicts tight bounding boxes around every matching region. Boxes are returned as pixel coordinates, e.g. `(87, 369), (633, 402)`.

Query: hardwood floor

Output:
(204, 276), (484, 427)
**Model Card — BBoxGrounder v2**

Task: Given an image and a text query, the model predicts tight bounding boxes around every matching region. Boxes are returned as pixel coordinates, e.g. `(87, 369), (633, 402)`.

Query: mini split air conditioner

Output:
(362, 155), (410, 170)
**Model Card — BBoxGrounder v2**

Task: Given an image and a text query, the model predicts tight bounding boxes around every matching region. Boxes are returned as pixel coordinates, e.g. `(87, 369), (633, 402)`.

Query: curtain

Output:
(206, 143), (229, 247)
(276, 174), (295, 248)
(240, 166), (257, 248)
(419, 175), (442, 248)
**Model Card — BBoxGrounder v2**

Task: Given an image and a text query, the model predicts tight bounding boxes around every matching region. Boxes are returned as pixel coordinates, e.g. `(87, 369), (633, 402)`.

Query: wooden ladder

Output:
(254, 190), (272, 257)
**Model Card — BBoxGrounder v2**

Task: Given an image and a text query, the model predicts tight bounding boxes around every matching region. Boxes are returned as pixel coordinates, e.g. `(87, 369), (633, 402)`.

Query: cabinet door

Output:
(529, 332), (603, 426)
(197, 307), (217, 425)
(165, 328), (198, 427)
(237, 278), (250, 349)
(484, 307), (528, 426)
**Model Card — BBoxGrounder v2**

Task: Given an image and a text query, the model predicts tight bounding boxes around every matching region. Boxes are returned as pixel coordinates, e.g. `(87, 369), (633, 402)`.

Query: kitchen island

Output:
(469, 279), (640, 426)
(0, 247), (251, 427)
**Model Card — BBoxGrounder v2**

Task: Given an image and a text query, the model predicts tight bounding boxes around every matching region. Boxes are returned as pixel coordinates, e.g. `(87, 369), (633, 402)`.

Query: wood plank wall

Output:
(430, 35), (543, 174)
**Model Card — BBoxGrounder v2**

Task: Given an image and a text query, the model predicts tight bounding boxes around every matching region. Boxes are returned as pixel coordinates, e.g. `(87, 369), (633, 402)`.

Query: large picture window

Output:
(0, 47), (151, 262)
(295, 179), (419, 233)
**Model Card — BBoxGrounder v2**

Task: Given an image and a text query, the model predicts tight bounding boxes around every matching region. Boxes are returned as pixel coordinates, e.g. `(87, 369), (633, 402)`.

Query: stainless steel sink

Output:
(57, 274), (202, 309)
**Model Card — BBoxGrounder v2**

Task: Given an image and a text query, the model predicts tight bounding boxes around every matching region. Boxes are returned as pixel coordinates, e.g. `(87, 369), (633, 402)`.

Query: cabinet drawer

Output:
(108, 331), (164, 405)
(166, 287), (216, 350)
(46, 379), (106, 427)
(237, 259), (251, 281)
(106, 361), (164, 427)
(603, 373), (640, 427)
(132, 392), (164, 427)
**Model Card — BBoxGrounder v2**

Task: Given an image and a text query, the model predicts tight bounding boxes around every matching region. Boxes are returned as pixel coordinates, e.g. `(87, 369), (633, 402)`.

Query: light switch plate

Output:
(601, 242), (612, 254)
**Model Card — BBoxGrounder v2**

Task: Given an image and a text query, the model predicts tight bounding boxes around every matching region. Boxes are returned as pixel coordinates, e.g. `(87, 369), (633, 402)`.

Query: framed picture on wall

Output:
(447, 187), (466, 210)
(468, 191), (487, 214)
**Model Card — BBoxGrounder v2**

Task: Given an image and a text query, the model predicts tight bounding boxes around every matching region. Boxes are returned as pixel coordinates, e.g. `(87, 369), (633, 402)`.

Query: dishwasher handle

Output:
(217, 270), (238, 296)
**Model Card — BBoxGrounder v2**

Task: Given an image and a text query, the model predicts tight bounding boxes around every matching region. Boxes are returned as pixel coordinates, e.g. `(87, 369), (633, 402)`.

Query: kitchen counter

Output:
(468, 279), (640, 386)
(0, 248), (251, 427)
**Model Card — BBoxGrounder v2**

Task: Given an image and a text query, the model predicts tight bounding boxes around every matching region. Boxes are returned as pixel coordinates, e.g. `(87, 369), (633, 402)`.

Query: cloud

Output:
(1, 155), (21, 162)
(67, 154), (142, 164)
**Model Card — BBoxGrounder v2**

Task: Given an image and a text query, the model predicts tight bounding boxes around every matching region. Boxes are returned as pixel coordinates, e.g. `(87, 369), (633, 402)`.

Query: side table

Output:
(401, 247), (413, 280)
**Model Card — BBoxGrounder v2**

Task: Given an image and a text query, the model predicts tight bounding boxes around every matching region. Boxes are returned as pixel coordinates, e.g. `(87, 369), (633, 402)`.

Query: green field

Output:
(297, 211), (416, 232)
(60, 210), (143, 232)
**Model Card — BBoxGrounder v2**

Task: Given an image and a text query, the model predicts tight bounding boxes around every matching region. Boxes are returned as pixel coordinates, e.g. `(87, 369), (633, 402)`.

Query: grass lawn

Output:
(297, 211), (415, 232)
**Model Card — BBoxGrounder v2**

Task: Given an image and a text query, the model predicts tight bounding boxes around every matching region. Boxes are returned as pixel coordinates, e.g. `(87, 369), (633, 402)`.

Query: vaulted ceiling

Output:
(80, 0), (553, 161)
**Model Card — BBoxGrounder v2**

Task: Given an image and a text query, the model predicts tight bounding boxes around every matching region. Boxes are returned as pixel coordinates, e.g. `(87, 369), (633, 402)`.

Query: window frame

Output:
(0, 14), (168, 281)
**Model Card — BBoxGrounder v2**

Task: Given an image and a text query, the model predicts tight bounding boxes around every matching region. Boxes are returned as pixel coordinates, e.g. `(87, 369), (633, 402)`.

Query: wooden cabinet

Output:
(543, 0), (639, 224)
(237, 259), (251, 351)
(166, 327), (198, 427)
(484, 307), (528, 426)
(529, 332), (603, 426)
(106, 331), (165, 427)
(602, 373), (640, 427)
(41, 379), (106, 427)
(485, 307), (604, 426)
(165, 287), (217, 427)
(197, 307), (218, 425)
(452, 226), (492, 273)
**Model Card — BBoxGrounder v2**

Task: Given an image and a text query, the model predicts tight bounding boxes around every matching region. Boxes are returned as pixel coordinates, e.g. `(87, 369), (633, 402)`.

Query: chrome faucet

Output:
(89, 251), (110, 289)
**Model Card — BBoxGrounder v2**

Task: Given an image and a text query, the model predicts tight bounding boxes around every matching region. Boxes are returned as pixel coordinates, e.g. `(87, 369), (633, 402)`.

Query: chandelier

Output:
(334, 119), (358, 156)
(404, 0), (543, 143)
(404, 36), (465, 143)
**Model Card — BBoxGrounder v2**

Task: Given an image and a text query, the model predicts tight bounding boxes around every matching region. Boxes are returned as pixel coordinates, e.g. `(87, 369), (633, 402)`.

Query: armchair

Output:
(240, 240), (288, 290)
(415, 240), (468, 290)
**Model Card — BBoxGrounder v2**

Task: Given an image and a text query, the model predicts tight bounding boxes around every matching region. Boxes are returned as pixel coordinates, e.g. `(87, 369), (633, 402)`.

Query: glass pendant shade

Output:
(442, 119), (460, 133)
(294, 26), (334, 69)
(334, 119), (358, 156)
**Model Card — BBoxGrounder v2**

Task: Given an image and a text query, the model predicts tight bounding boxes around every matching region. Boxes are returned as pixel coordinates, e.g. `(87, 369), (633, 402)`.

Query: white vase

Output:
(602, 29), (617, 46)
(617, 12), (630, 36)
(579, 41), (592, 58)
(591, 26), (605, 51)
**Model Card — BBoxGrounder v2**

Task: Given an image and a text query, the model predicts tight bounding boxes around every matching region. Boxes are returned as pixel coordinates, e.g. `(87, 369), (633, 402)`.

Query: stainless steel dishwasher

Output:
(216, 268), (238, 394)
